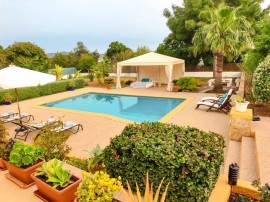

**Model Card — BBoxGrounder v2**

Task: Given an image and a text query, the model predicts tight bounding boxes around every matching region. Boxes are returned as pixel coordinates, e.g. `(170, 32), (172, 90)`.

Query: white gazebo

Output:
(116, 52), (185, 91)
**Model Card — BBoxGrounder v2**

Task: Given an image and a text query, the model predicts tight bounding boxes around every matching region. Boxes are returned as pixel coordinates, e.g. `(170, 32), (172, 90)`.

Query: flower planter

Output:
(31, 173), (81, 202)
(5, 159), (45, 185)
(69, 86), (75, 91)
(172, 85), (179, 92)
(235, 101), (250, 112)
(0, 158), (6, 170)
(4, 101), (12, 105)
(106, 84), (112, 89)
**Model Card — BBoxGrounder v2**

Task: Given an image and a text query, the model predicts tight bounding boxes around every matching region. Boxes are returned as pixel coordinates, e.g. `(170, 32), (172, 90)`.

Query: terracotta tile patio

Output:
(0, 85), (232, 201)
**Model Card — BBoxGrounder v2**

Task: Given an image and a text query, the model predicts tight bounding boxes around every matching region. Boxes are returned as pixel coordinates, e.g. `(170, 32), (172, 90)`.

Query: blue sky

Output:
(1, 0), (269, 54)
(1, 0), (181, 53)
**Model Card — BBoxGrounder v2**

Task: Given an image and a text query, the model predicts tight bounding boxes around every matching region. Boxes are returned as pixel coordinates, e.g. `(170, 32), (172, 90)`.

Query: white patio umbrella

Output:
(0, 65), (56, 125)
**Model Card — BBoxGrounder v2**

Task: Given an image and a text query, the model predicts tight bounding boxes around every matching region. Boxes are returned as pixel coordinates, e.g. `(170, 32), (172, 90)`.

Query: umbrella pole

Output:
(15, 88), (23, 125)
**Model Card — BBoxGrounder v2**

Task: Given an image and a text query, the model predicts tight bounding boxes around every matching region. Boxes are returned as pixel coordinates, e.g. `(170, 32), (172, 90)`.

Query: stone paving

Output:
(0, 85), (233, 201)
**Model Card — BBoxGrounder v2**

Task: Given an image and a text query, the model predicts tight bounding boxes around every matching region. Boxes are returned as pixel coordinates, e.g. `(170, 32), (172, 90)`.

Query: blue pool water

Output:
(42, 93), (185, 122)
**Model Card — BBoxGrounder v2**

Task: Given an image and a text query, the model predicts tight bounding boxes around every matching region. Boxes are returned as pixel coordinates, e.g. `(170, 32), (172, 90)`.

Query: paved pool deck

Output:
(0, 85), (232, 202)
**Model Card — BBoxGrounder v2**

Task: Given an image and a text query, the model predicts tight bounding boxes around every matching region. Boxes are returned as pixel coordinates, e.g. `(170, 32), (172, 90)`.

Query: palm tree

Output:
(193, 4), (252, 90)
(51, 64), (63, 81)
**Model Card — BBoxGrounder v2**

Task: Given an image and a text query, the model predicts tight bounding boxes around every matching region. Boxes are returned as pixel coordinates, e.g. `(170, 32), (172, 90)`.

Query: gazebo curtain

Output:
(165, 65), (173, 91)
(116, 65), (122, 89)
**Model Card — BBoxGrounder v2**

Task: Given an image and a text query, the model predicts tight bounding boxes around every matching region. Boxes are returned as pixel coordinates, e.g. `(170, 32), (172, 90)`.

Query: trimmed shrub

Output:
(0, 78), (85, 104)
(34, 122), (71, 161)
(177, 77), (197, 91)
(252, 55), (270, 102)
(104, 122), (225, 202)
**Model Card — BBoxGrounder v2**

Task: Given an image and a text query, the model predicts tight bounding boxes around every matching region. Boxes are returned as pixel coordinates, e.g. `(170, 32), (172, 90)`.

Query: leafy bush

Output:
(252, 180), (270, 201)
(252, 55), (270, 102)
(104, 122), (225, 202)
(34, 122), (71, 161)
(9, 141), (44, 167)
(125, 80), (133, 85)
(0, 145), (5, 159)
(0, 78), (85, 104)
(76, 171), (122, 202)
(0, 121), (9, 143)
(65, 156), (89, 171)
(176, 77), (197, 91)
(35, 159), (72, 189)
(84, 144), (105, 173)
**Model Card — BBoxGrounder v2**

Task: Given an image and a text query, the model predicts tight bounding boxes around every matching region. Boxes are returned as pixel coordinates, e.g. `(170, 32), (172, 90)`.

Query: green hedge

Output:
(0, 78), (85, 104)
(104, 122), (225, 202)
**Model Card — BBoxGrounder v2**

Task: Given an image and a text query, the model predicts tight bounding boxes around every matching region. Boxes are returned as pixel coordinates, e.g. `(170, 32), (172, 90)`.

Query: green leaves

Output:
(35, 159), (72, 189)
(9, 141), (44, 167)
(104, 122), (225, 201)
(252, 55), (270, 102)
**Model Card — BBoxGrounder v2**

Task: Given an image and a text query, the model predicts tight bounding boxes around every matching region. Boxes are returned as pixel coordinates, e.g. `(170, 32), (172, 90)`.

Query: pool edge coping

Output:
(32, 90), (193, 124)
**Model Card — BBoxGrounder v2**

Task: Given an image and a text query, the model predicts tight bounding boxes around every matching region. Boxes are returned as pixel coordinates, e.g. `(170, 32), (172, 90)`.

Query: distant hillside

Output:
(46, 51), (70, 58)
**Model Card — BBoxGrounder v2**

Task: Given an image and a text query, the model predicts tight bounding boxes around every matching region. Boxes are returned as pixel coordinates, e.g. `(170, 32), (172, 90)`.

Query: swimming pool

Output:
(42, 93), (185, 122)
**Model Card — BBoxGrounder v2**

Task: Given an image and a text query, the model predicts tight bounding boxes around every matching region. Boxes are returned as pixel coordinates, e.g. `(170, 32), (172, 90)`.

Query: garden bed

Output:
(228, 193), (261, 202)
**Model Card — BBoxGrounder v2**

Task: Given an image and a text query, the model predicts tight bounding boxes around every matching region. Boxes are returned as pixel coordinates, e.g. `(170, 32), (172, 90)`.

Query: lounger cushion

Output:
(65, 121), (74, 127)
(218, 93), (228, 106)
(7, 110), (16, 115)
(48, 118), (55, 123)
(141, 78), (150, 82)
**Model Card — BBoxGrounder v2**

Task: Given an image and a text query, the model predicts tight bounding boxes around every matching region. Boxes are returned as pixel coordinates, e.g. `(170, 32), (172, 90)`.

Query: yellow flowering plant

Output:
(76, 171), (122, 202)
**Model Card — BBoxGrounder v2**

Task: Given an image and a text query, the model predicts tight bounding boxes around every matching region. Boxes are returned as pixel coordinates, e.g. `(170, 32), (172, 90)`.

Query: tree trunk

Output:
(213, 53), (224, 91)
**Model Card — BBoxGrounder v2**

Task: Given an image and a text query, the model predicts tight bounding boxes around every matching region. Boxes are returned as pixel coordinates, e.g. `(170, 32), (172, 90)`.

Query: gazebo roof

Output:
(117, 52), (185, 66)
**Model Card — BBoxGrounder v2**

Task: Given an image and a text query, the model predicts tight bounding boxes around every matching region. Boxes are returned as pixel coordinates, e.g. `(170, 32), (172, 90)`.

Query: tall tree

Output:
(78, 54), (96, 73)
(158, 0), (266, 65)
(73, 42), (89, 57)
(134, 46), (151, 56)
(193, 4), (252, 90)
(50, 53), (69, 68)
(105, 41), (131, 64)
(4, 42), (48, 72)
(244, 15), (270, 74)
(0, 45), (8, 69)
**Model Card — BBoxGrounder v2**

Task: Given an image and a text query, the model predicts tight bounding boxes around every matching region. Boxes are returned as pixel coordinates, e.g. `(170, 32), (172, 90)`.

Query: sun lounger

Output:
(14, 117), (56, 141)
(130, 78), (154, 89)
(201, 89), (233, 102)
(0, 110), (18, 119)
(53, 121), (83, 134)
(34, 121), (83, 141)
(1, 112), (34, 124)
(195, 92), (232, 114)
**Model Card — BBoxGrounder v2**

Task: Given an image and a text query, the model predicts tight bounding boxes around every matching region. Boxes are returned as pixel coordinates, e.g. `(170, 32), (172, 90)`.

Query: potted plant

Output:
(76, 171), (122, 202)
(122, 172), (169, 202)
(172, 79), (180, 92)
(0, 122), (9, 170)
(31, 159), (81, 202)
(235, 96), (250, 112)
(104, 78), (114, 89)
(68, 81), (76, 91)
(4, 141), (44, 187)
(3, 93), (14, 105)
(84, 144), (105, 174)
(88, 73), (94, 82)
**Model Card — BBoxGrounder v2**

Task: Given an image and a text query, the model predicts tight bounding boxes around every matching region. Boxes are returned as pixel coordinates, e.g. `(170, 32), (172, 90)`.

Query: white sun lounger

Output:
(0, 110), (18, 119)
(53, 121), (83, 134)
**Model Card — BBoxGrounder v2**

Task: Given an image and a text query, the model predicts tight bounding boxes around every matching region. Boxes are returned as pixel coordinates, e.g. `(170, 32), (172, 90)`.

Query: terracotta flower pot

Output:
(0, 158), (6, 170)
(5, 159), (45, 185)
(31, 173), (81, 202)
(106, 84), (112, 89)
(173, 85), (179, 92)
